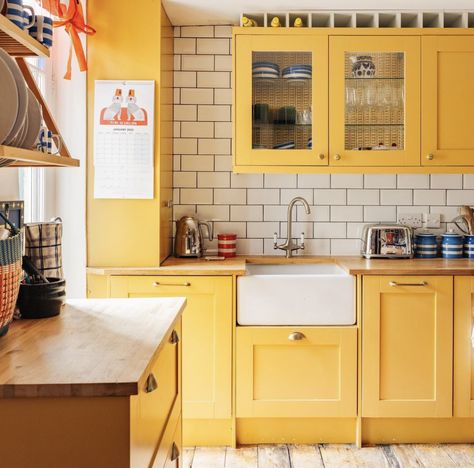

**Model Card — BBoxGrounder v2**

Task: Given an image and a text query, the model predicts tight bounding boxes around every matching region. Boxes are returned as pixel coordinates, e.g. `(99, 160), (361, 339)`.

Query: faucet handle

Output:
(273, 232), (278, 249)
(300, 232), (305, 250)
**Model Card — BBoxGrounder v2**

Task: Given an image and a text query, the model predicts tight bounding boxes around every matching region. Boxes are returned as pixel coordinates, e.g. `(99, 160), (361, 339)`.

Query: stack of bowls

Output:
(464, 235), (474, 258)
(441, 232), (464, 259)
(252, 62), (279, 81)
(282, 64), (312, 85)
(273, 140), (295, 150)
(414, 232), (438, 259)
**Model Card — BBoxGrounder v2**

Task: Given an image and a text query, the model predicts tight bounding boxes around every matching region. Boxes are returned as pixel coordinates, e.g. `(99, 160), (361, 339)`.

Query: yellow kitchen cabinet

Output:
(362, 276), (453, 418)
(330, 36), (420, 167)
(422, 36), (474, 167)
(454, 277), (474, 417)
(236, 326), (357, 418)
(110, 276), (232, 439)
(234, 34), (329, 168)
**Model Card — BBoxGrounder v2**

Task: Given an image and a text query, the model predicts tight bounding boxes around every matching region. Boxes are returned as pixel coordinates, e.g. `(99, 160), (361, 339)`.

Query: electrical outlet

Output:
(423, 212), (441, 229)
(398, 213), (423, 228)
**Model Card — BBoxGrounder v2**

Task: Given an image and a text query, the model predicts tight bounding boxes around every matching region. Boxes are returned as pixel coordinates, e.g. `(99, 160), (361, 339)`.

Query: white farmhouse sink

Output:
(237, 263), (355, 326)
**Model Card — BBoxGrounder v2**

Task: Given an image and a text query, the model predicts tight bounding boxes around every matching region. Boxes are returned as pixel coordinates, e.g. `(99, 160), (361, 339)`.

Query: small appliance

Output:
(174, 216), (213, 258)
(361, 224), (414, 259)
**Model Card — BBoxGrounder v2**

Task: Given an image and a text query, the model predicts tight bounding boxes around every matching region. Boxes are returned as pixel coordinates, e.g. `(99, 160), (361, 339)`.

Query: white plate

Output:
(0, 55), (18, 145)
(13, 111), (28, 148)
(0, 48), (27, 146)
(22, 88), (42, 150)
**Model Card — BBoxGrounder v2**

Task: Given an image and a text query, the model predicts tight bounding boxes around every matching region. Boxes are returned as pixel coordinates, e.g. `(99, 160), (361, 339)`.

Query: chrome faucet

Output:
(273, 197), (311, 258)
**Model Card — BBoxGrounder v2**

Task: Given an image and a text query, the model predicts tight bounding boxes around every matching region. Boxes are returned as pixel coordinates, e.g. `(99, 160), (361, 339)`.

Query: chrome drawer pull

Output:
(288, 332), (305, 341)
(389, 281), (427, 287)
(152, 281), (191, 287)
(145, 373), (158, 393)
(170, 330), (180, 344)
(171, 442), (180, 461)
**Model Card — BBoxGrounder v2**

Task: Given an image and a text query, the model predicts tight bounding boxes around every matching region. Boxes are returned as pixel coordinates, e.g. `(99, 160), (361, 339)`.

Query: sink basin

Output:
(237, 263), (355, 325)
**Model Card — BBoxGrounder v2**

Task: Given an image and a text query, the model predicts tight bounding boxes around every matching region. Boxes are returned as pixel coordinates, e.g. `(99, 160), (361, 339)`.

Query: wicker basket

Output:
(0, 232), (23, 336)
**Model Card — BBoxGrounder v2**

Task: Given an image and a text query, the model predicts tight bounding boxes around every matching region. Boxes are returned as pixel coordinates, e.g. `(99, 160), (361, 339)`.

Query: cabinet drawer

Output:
(152, 412), (182, 468)
(236, 326), (357, 418)
(111, 276), (214, 296)
(130, 321), (181, 468)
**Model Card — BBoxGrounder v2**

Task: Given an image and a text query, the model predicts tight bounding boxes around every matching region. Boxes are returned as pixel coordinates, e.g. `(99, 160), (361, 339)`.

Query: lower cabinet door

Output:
(362, 276), (453, 418)
(454, 277), (474, 417)
(236, 327), (357, 418)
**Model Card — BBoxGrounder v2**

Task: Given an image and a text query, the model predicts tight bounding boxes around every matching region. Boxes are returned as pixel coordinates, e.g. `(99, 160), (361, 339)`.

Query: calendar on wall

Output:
(93, 80), (155, 199)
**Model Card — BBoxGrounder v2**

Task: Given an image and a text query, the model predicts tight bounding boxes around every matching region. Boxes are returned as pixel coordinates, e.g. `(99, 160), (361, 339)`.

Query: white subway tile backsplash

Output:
(331, 174), (363, 188)
(414, 189), (445, 206)
(214, 188), (246, 205)
(173, 26), (474, 256)
(364, 206), (397, 222)
(231, 205), (263, 222)
(397, 174), (430, 189)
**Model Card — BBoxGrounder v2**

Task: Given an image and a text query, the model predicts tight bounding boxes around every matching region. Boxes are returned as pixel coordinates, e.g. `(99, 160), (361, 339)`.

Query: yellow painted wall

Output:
(87, 1), (173, 267)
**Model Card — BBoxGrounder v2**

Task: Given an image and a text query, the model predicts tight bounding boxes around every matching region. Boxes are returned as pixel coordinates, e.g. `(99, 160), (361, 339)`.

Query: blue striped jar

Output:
(414, 232), (438, 258)
(441, 232), (464, 259)
(464, 235), (474, 258)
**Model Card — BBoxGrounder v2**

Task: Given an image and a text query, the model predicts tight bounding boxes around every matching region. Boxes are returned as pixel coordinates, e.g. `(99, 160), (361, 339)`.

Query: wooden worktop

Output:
(0, 298), (185, 398)
(87, 255), (474, 276)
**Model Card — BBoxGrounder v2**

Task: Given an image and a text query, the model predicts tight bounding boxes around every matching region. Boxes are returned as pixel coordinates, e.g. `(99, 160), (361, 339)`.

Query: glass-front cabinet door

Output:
(329, 36), (420, 167)
(234, 35), (328, 168)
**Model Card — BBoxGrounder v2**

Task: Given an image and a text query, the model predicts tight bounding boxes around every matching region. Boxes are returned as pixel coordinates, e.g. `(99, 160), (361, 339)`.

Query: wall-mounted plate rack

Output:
(241, 10), (474, 29)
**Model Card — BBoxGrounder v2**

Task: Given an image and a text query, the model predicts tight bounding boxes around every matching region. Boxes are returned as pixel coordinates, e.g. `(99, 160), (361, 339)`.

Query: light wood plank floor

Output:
(184, 444), (474, 467)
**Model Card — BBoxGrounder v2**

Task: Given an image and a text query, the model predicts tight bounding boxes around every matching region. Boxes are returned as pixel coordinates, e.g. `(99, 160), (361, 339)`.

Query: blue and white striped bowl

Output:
(307, 137), (312, 149)
(273, 140), (295, 150)
(253, 62), (279, 71)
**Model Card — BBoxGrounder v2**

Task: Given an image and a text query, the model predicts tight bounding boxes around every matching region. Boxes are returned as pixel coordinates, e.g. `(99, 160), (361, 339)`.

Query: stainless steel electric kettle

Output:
(174, 216), (213, 257)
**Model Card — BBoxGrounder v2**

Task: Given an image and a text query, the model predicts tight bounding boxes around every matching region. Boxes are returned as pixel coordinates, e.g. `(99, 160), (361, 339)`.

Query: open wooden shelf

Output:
(0, 145), (80, 167)
(0, 14), (49, 57)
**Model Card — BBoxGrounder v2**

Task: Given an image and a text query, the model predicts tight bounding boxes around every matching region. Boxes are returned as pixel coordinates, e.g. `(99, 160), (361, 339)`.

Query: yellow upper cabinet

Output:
(362, 276), (453, 418)
(234, 34), (329, 168)
(422, 36), (474, 167)
(330, 36), (420, 167)
(454, 277), (474, 417)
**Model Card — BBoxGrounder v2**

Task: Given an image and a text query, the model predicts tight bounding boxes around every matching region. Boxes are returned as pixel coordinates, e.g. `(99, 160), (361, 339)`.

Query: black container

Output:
(17, 278), (66, 319)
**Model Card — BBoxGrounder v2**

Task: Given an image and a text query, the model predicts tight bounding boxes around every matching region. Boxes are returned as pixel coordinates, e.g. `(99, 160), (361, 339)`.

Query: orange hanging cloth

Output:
(42, 0), (96, 80)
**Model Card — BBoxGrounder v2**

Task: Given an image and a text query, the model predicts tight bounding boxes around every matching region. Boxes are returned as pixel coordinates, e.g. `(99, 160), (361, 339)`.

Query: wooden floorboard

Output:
(184, 444), (474, 467)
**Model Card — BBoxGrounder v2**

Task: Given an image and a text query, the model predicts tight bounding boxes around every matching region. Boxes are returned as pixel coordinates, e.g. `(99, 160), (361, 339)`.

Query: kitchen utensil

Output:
(274, 106), (296, 124)
(22, 255), (49, 284)
(0, 54), (19, 145)
(460, 205), (474, 235)
(37, 127), (61, 154)
(253, 103), (269, 123)
(296, 108), (312, 125)
(4, 0), (34, 29)
(441, 232), (464, 259)
(21, 88), (42, 149)
(414, 232), (438, 258)
(0, 48), (27, 146)
(17, 277), (66, 319)
(174, 216), (213, 258)
(361, 224), (414, 258)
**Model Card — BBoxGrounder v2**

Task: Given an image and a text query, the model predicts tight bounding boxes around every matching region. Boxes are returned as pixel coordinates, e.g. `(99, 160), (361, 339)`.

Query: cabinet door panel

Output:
(362, 276), (453, 418)
(454, 277), (474, 417)
(423, 36), (474, 166)
(234, 34), (328, 167)
(110, 276), (232, 420)
(329, 36), (420, 167)
(236, 327), (357, 418)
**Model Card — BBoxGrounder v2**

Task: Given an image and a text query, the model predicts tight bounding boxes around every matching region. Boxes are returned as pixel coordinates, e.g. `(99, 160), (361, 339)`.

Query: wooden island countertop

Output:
(0, 297), (186, 398)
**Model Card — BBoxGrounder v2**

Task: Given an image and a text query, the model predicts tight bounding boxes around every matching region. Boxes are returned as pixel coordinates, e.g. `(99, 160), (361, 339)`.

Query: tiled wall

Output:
(172, 25), (474, 255)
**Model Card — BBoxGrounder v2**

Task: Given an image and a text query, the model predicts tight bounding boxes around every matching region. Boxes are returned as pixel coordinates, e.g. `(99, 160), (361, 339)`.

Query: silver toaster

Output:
(361, 224), (414, 259)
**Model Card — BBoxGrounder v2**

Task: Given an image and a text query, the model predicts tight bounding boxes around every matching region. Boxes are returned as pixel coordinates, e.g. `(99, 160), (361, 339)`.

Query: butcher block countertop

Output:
(0, 298), (185, 398)
(87, 255), (474, 276)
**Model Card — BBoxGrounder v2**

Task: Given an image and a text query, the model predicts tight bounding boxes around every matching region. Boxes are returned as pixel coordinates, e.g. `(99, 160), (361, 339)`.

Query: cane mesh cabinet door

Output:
(362, 276), (453, 418)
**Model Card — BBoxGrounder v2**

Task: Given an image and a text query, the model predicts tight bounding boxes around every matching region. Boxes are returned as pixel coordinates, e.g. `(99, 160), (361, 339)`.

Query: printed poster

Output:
(93, 80), (154, 199)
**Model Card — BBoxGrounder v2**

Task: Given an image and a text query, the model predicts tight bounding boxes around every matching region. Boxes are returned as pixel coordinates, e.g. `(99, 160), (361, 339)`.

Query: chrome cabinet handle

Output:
(145, 373), (158, 393)
(171, 442), (180, 461)
(170, 329), (180, 344)
(318, 153), (325, 160)
(389, 281), (427, 287)
(152, 281), (191, 287)
(334, 154), (341, 161)
(427, 154), (434, 160)
(288, 332), (305, 341)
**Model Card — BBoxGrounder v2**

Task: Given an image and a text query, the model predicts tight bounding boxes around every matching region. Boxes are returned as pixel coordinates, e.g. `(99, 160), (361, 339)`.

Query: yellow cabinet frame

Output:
(329, 36), (420, 167)
(454, 277), (474, 417)
(234, 34), (328, 167)
(236, 326), (357, 418)
(362, 276), (453, 418)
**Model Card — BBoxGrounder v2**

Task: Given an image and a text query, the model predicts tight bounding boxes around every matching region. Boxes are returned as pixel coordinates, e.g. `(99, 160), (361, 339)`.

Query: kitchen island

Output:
(0, 298), (185, 468)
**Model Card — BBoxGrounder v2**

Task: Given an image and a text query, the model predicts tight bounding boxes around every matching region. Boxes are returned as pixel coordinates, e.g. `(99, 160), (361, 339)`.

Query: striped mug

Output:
(29, 15), (53, 48)
(5, 0), (34, 30)
(464, 235), (474, 259)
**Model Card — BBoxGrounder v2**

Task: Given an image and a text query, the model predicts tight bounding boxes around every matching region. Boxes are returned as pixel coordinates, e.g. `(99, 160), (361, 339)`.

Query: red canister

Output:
(217, 233), (237, 258)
